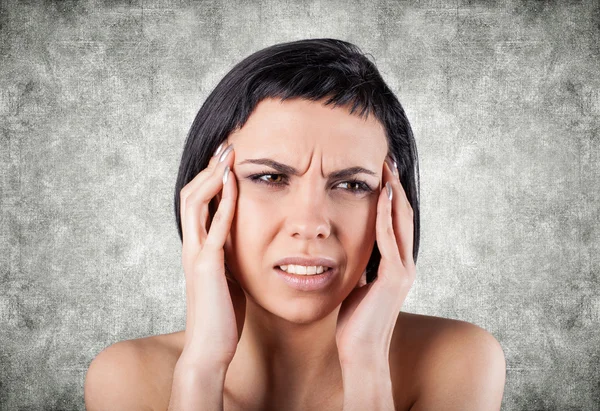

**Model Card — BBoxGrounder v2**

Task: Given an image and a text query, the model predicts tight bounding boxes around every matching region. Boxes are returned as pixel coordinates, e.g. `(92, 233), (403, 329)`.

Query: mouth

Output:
(275, 265), (333, 276)
(274, 265), (338, 291)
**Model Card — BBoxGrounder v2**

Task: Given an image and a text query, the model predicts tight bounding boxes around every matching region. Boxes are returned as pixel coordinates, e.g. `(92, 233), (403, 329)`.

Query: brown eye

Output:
(263, 174), (284, 184)
(249, 173), (288, 187)
(336, 180), (373, 194)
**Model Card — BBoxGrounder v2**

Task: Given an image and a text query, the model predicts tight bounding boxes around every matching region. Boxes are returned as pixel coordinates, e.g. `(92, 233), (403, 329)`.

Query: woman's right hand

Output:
(178, 141), (242, 369)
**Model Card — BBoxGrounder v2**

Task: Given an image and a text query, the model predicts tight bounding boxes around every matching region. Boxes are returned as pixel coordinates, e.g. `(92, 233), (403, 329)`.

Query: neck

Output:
(224, 297), (344, 408)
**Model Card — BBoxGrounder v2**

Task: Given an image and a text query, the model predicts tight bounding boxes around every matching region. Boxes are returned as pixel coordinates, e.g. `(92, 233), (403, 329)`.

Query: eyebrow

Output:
(237, 158), (378, 179)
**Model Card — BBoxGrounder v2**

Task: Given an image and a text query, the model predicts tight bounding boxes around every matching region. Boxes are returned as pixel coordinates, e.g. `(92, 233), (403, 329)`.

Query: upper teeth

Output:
(279, 265), (330, 275)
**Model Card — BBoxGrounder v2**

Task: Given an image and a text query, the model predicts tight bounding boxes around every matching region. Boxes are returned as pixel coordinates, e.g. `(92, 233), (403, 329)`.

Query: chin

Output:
(252, 293), (339, 325)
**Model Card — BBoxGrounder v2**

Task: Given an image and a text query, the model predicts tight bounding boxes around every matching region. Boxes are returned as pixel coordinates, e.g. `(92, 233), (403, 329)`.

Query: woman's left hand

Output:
(335, 155), (416, 365)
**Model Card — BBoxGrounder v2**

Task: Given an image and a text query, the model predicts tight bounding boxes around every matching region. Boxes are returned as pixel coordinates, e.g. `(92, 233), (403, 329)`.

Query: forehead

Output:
(227, 98), (388, 157)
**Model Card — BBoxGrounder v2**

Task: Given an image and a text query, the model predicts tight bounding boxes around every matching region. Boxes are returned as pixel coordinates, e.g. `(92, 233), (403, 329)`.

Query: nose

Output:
(284, 181), (331, 240)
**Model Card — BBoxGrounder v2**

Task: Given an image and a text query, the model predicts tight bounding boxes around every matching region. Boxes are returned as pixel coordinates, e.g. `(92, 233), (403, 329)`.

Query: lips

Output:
(274, 265), (338, 291)
(273, 256), (336, 269)
(277, 265), (332, 275)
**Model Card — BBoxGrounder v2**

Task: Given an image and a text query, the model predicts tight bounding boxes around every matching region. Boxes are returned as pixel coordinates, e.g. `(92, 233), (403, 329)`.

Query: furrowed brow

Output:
(238, 158), (378, 179)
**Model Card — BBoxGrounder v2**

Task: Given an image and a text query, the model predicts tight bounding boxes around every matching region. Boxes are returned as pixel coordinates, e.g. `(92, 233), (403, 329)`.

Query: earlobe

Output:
(356, 269), (368, 288)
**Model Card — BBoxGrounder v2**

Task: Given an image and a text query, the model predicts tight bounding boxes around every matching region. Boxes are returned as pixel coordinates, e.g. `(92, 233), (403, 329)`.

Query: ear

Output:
(355, 269), (368, 288)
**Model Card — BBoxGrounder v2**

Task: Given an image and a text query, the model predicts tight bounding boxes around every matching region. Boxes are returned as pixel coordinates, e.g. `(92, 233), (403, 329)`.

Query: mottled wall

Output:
(1, 0), (598, 410)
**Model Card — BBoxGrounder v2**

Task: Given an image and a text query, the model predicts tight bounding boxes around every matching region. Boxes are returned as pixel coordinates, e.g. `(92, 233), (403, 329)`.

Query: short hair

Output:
(174, 38), (420, 283)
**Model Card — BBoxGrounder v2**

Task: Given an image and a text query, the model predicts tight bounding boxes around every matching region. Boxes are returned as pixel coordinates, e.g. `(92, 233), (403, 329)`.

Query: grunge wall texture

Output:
(1, 0), (598, 409)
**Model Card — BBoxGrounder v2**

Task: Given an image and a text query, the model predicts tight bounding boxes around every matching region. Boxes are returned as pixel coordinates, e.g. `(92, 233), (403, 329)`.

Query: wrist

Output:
(341, 359), (394, 411)
(168, 359), (228, 411)
(341, 357), (391, 383)
(339, 350), (389, 369)
(178, 343), (234, 369)
(175, 351), (230, 379)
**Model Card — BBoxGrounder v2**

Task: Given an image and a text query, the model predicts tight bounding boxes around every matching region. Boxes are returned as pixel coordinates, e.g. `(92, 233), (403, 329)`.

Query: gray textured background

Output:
(1, 0), (598, 410)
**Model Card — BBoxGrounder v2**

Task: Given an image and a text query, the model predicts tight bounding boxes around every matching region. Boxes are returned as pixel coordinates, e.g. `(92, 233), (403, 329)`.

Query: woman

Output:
(85, 38), (506, 410)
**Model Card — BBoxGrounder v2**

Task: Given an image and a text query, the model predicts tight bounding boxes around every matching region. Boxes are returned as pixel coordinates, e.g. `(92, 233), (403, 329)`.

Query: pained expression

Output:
(222, 97), (389, 321)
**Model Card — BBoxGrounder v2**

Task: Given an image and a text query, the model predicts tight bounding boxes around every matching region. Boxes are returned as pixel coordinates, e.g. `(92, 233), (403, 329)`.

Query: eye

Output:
(336, 179), (373, 194)
(249, 173), (287, 187)
(248, 173), (373, 194)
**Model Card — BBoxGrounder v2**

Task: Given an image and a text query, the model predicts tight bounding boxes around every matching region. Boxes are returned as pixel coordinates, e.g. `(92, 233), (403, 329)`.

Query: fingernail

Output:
(386, 156), (398, 177)
(219, 144), (234, 162)
(223, 165), (230, 184)
(386, 181), (393, 201)
(213, 142), (225, 157)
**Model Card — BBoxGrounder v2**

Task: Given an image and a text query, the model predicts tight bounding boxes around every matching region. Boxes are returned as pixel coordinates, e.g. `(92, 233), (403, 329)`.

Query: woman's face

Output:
(223, 97), (389, 322)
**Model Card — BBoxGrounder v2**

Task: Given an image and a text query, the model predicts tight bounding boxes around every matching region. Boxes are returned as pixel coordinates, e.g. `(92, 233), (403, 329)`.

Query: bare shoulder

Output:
(84, 331), (184, 411)
(391, 312), (506, 411)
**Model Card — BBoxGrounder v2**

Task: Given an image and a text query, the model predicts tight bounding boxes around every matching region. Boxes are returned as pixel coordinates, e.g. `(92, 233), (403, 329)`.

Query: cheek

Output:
(231, 192), (275, 241)
(227, 193), (275, 275)
(334, 202), (377, 251)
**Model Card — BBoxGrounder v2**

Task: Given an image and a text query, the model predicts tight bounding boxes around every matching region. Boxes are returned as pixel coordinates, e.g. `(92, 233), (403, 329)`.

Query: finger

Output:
(204, 153), (238, 250)
(201, 141), (230, 184)
(182, 145), (235, 341)
(375, 166), (403, 281)
(385, 157), (415, 269)
(180, 141), (228, 204)
(180, 141), (229, 244)
(182, 144), (235, 254)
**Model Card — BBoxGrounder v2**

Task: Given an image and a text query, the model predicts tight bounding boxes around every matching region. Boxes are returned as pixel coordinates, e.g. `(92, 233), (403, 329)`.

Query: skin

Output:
(218, 97), (388, 409)
(84, 98), (506, 411)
